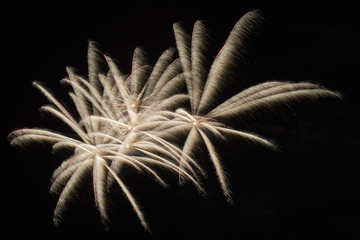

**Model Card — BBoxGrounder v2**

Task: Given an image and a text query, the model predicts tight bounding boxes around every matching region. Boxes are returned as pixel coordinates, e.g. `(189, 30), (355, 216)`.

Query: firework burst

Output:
(8, 10), (342, 230)
(9, 42), (204, 230)
(171, 10), (342, 202)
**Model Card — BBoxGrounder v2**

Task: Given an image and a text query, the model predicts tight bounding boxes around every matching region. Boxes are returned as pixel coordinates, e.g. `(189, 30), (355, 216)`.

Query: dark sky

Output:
(3, 2), (360, 239)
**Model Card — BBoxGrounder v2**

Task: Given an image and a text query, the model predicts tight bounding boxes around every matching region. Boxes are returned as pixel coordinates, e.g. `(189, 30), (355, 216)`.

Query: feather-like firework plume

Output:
(172, 10), (342, 202)
(8, 10), (342, 230)
(9, 42), (204, 231)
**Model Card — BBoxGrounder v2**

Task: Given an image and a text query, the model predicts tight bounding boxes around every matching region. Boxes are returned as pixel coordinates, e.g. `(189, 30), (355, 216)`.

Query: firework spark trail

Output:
(8, 10), (342, 230)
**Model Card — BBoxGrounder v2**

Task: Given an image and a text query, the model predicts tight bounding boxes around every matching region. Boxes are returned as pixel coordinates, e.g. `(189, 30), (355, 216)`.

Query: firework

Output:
(172, 10), (342, 202)
(8, 10), (342, 230)
(9, 42), (203, 230)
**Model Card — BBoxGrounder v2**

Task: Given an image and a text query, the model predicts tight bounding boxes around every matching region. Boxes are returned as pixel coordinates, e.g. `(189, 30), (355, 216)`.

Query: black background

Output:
(3, 1), (360, 239)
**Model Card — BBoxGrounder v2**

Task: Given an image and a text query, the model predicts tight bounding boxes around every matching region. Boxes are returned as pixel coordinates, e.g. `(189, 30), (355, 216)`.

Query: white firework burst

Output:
(8, 10), (342, 231)
(172, 10), (342, 202)
(9, 42), (204, 230)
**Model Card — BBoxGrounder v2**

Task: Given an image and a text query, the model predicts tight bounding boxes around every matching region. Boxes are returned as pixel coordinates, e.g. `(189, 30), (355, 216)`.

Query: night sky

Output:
(3, 2), (360, 239)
